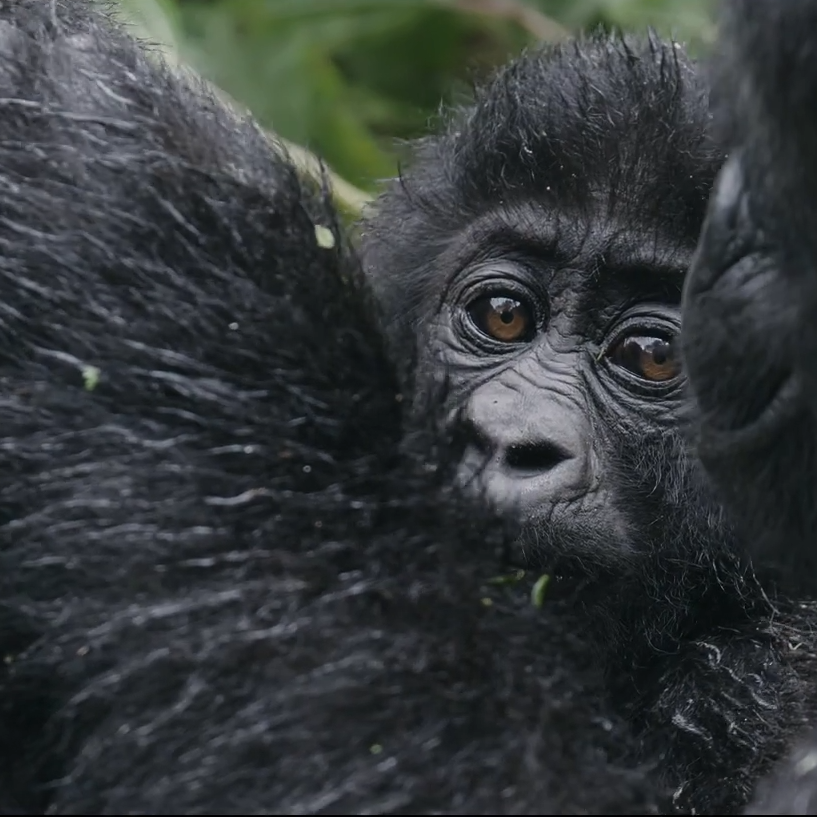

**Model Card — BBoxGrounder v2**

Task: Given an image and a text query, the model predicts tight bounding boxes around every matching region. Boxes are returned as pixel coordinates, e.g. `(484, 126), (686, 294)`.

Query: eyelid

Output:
(601, 310), (680, 350)
(457, 271), (546, 320)
(458, 269), (534, 297)
(449, 253), (549, 298)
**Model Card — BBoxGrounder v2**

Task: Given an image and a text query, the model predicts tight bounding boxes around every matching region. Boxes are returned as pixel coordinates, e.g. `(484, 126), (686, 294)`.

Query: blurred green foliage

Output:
(116, 0), (714, 194)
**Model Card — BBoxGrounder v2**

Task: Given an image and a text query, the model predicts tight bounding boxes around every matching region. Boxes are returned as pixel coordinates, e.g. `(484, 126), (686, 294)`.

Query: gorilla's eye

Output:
(608, 334), (680, 382)
(467, 294), (536, 343)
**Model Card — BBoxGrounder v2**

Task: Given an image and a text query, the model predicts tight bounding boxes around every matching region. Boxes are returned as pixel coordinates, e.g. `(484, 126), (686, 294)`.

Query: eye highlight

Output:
(467, 294), (536, 343)
(607, 334), (680, 382)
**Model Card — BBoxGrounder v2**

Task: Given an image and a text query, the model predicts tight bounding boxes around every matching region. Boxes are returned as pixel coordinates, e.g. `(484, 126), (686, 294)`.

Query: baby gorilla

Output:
(362, 33), (720, 580)
(0, 0), (659, 813)
(360, 31), (747, 663)
(362, 19), (817, 816)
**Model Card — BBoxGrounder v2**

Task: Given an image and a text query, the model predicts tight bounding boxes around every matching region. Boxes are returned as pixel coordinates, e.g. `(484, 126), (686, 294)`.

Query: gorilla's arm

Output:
(682, 0), (817, 585)
(0, 1), (657, 813)
(684, 2), (817, 812)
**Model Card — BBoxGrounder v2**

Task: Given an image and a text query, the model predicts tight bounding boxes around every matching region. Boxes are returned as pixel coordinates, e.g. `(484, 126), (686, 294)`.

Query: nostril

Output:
(505, 440), (571, 473)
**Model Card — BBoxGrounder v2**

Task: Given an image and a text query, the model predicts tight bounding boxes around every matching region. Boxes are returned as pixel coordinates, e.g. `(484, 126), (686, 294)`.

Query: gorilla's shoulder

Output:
(0, 1), (660, 813)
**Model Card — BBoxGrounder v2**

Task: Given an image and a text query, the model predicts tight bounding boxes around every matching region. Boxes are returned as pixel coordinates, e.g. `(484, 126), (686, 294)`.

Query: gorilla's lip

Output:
(505, 502), (637, 576)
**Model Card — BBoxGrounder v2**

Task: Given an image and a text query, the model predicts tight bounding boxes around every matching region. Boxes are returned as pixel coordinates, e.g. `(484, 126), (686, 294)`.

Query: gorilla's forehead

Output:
(445, 35), (722, 228)
(457, 199), (697, 274)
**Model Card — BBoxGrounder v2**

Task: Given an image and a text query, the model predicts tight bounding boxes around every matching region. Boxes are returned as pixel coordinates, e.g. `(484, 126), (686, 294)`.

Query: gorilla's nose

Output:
(456, 392), (591, 517)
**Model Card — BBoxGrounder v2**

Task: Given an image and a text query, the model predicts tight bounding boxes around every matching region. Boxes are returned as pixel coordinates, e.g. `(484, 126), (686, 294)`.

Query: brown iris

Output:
(608, 334), (680, 382)
(467, 295), (536, 343)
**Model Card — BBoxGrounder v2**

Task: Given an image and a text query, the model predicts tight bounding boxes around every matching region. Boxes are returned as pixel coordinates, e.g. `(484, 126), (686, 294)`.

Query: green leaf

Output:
(531, 574), (551, 608)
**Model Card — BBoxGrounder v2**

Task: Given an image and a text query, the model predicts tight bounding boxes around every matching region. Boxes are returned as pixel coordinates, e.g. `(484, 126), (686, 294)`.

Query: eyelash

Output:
(603, 313), (679, 349)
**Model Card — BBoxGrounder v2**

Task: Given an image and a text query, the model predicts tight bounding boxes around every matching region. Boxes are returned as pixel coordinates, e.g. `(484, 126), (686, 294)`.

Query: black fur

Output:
(683, 0), (817, 589)
(362, 33), (716, 364)
(683, 1), (817, 809)
(1, 1), (817, 814)
(0, 1), (662, 813)
(362, 24), (817, 815)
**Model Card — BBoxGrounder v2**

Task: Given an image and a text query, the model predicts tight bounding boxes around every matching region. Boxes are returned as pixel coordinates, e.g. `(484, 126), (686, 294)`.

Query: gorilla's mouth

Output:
(505, 501), (638, 578)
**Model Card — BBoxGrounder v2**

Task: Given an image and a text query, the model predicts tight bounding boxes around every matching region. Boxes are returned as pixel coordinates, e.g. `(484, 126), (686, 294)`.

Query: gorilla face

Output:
(363, 37), (728, 578)
(438, 207), (690, 562)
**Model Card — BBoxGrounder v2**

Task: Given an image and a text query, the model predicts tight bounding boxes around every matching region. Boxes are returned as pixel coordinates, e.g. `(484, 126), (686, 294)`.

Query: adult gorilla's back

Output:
(0, 1), (656, 813)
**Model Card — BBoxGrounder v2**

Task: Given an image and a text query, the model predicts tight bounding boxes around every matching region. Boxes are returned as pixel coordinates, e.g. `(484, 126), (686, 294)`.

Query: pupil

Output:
(652, 342), (669, 365)
(500, 310), (514, 324)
